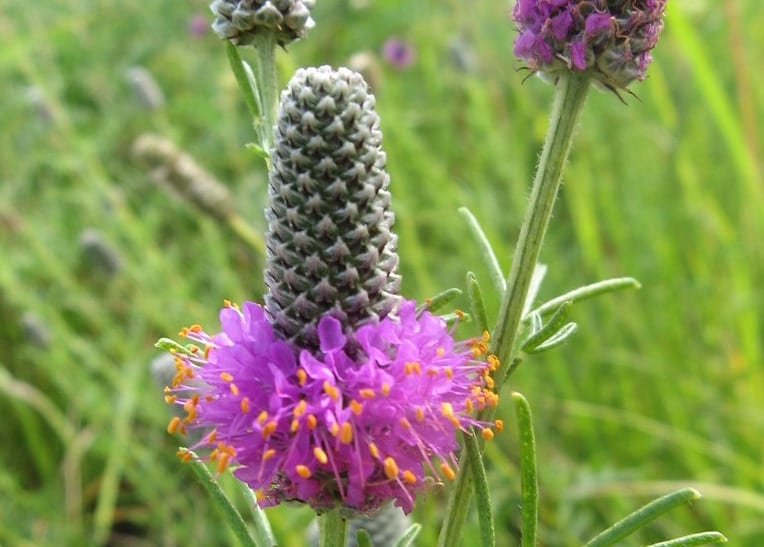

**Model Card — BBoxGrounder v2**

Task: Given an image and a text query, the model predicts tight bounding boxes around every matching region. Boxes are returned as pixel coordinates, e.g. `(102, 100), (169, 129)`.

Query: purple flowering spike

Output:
(166, 300), (499, 514)
(512, 0), (667, 89)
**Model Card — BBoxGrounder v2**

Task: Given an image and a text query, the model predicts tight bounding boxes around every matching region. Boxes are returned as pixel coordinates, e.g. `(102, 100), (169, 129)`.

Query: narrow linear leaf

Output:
(443, 311), (471, 326)
(225, 42), (261, 122)
(419, 287), (463, 314)
(585, 488), (702, 547)
(458, 207), (505, 296)
(245, 142), (269, 160)
(465, 430), (495, 547)
(512, 392), (538, 547)
(466, 272), (489, 333)
(393, 523), (422, 547)
(521, 301), (572, 351)
(528, 322), (577, 353)
(186, 454), (257, 547)
(523, 263), (548, 317)
(525, 277), (640, 320)
(356, 529), (373, 547)
(647, 531), (728, 546)
(239, 483), (276, 547)
(154, 337), (194, 355)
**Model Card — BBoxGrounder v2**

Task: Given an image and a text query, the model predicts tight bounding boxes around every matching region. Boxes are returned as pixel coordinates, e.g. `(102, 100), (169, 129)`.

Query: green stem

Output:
(437, 71), (591, 547)
(318, 509), (347, 547)
(491, 70), (591, 389)
(252, 33), (279, 167)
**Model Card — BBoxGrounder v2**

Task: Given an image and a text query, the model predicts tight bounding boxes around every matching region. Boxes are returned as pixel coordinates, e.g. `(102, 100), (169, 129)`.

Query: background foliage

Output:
(1, 0), (762, 545)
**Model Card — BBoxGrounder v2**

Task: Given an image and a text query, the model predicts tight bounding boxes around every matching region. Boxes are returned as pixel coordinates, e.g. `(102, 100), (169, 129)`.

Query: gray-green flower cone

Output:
(210, 0), (315, 46)
(265, 66), (401, 350)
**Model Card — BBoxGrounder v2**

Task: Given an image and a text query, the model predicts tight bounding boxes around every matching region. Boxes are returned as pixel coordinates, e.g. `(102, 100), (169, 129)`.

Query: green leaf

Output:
(393, 524), (422, 547)
(584, 488), (703, 547)
(186, 454), (257, 547)
(528, 322), (578, 353)
(458, 207), (505, 297)
(238, 483), (276, 547)
(245, 142), (270, 160)
(225, 42), (262, 123)
(512, 392), (538, 547)
(419, 287), (462, 314)
(466, 272), (489, 333)
(521, 301), (572, 352)
(647, 531), (728, 546)
(356, 529), (373, 547)
(154, 337), (194, 355)
(465, 430), (495, 547)
(524, 277), (640, 320)
(648, 532), (727, 547)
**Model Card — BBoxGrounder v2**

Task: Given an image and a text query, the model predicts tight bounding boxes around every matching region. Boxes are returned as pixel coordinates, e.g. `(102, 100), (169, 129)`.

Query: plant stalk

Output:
(437, 71), (591, 547)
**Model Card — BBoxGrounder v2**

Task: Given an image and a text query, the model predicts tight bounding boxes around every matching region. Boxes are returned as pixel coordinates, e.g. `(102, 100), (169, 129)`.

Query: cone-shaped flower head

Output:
(512, 0), (666, 89)
(265, 66), (401, 351)
(166, 300), (500, 513)
(210, 0), (315, 46)
(163, 66), (501, 514)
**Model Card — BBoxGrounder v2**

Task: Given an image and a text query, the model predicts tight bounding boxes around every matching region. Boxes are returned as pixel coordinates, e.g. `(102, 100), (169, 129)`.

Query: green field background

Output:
(1, 1), (762, 545)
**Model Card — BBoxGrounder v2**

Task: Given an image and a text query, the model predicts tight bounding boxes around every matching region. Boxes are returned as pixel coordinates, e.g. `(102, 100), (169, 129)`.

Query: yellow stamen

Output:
(206, 430), (218, 443)
(402, 470), (417, 484)
(217, 452), (231, 473)
(240, 397), (250, 413)
(262, 420), (277, 438)
(323, 380), (339, 401)
(330, 422), (339, 436)
(229, 383), (239, 396)
(220, 372), (233, 382)
(415, 407), (425, 422)
(465, 398), (474, 413)
(290, 419), (299, 433)
(339, 422), (353, 444)
(494, 419), (504, 432)
(257, 410), (268, 424)
(350, 400), (363, 415)
(313, 447), (328, 464)
(164, 394), (177, 404)
(381, 382), (391, 396)
(167, 416), (182, 434)
(359, 388), (375, 399)
(399, 417), (411, 429)
(176, 448), (192, 462)
(444, 366), (453, 379)
(262, 449), (276, 461)
(295, 465), (312, 479)
(440, 462), (456, 480)
(307, 414), (317, 430)
(383, 457), (399, 479)
(294, 400), (307, 417)
(296, 368), (307, 386)
(436, 347), (445, 356)
(482, 428), (495, 441)
(368, 442), (379, 458)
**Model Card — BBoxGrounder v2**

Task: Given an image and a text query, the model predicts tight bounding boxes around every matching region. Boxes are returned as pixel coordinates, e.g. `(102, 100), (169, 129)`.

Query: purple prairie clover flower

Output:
(165, 300), (501, 514)
(512, 0), (666, 89)
(382, 37), (416, 69)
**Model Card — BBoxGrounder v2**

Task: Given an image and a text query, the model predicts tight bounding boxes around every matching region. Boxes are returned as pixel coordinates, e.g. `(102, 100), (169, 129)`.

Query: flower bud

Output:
(210, 0), (316, 46)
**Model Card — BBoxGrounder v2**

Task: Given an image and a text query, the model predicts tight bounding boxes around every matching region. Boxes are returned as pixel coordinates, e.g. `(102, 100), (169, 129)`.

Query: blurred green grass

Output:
(1, 0), (762, 545)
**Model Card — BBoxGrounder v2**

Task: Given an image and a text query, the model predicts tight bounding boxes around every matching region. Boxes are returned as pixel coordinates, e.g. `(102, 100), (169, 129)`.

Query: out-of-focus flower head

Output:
(512, 0), (666, 89)
(210, 0), (316, 46)
(382, 38), (416, 70)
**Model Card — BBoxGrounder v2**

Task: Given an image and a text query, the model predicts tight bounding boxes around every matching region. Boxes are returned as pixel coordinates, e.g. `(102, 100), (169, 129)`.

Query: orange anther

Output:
(383, 457), (399, 479)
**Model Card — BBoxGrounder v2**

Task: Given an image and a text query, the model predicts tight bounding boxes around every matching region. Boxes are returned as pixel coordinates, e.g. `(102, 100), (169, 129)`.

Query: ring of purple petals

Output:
(165, 300), (502, 514)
